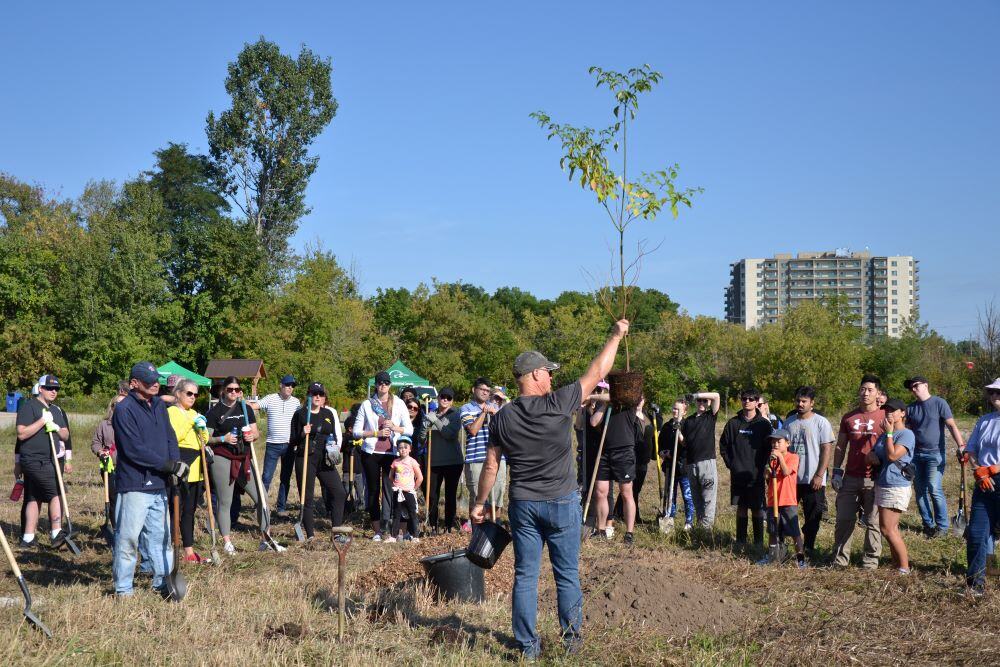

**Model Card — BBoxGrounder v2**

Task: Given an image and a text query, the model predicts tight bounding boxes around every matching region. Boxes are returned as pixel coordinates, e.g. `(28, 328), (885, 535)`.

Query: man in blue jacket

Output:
(111, 361), (188, 597)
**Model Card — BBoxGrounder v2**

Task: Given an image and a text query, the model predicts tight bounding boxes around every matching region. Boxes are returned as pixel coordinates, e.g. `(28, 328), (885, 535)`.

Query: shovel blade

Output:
(294, 523), (306, 542)
(101, 524), (115, 550)
(17, 577), (52, 638)
(952, 511), (968, 537)
(166, 571), (188, 602)
(658, 515), (674, 534)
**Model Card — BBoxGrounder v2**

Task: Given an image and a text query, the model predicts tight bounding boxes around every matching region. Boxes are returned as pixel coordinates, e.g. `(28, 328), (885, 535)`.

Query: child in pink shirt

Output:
(387, 436), (423, 543)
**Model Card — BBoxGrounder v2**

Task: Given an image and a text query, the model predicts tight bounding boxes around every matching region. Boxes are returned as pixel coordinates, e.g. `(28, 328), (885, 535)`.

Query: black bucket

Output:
(420, 549), (485, 602)
(466, 521), (512, 569)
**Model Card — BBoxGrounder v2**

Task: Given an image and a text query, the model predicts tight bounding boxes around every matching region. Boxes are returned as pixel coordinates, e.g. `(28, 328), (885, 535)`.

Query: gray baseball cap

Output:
(513, 351), (560, 378)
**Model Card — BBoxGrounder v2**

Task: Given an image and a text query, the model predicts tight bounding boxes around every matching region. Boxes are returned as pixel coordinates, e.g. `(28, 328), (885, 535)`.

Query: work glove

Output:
(831, 468), (844, 492)
(160, 460), (190, 482)
(958, 449), (970, 465)
(41, 409), (54, 423)
(193, 414), (208, 431)
(974, 465), (1000, 492)
(204, 446), (215, 465)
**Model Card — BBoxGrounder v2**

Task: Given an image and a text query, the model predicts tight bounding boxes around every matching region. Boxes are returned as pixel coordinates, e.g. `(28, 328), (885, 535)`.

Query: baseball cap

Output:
(129, 362), (160, 385)
(883, 397), (907, 413)
(597, 380), (610, 390)
(439, 387), (455, 399)
(397, 434), (412, 446)
(38, 374), (61, 389)
(513, 351), (560, 378)
(374, 371), (391, 385)
(307, 382), (326, 396)
(985, 378), (1000, 391)
(768, 428), (790, 441)
(280, 374), (296, 386)
(903, 375), (928, 390)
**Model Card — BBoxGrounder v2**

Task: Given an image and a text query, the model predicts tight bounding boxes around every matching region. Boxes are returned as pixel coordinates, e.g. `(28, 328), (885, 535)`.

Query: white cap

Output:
(986, 378), (1000, 391)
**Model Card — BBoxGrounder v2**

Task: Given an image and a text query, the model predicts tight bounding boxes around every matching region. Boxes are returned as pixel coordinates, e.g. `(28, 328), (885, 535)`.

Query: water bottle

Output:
(10, 478), (24, 502)
(231, 427), (239, 444)
(325, 434), (340, 466)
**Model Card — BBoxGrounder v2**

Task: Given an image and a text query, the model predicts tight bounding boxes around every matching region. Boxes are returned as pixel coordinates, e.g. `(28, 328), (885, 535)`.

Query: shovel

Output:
(650, 405), (663, 519)
(0, 523), (51, 637)
(331, 526), (353, 641)
(196, 430), (222, 564)
(659, 420), (680, 534)
(294, 396), (314, 542)
(100, 466), (115, 549)
(164, 486), (188, 602)
(952, 459), (969, 537)
(48, 433), (81, 556)
(423, 397), (433, 535)
(767, 465), (786, 564)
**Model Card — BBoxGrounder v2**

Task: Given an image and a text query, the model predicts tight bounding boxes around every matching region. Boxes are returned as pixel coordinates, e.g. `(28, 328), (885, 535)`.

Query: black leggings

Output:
(361, 451), (395, 526)
(391, 491), (419, 537)
(295, 452), (346, 538)
(179, 480), (202, 548)
(428, 464), (463, 529)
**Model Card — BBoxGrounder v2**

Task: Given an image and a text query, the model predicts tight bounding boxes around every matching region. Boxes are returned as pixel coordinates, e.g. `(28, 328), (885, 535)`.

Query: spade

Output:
(0, 523), (51, 637)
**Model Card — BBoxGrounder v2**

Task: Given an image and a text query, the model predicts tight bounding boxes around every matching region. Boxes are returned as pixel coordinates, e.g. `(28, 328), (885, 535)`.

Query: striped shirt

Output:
(461, 402), (491, 464)
(257, 393), (301, 444)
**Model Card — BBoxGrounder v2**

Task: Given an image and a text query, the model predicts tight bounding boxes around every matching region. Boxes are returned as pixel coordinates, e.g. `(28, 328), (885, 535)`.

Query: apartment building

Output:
(724, 249), (919, 337)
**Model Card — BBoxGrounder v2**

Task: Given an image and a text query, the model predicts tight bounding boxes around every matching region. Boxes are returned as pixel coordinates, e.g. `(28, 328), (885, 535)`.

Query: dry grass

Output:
(0, 415), (995, 665)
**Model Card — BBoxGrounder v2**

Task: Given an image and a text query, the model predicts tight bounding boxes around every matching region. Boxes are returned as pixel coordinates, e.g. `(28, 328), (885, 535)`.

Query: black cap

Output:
(280, 374), (296, 386)
(439, 387), (455, 399)
(38, 374), (61, 389)
(903, 376), (928, 390)
(375, 371), (391, 386)
(883, 397), (907, 413)
(307, 382), (326, 396)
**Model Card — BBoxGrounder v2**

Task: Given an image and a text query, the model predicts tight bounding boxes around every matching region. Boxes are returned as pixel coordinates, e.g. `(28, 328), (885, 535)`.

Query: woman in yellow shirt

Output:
(167, 379), (209, 564)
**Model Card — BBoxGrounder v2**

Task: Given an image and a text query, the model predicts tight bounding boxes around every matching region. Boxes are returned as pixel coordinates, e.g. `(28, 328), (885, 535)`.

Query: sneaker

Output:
(17, 537), (35, 549)
(372, 533), (383, 542)
(933, 528), (949, 539)
(384, 536), (397, 543)
(605, 525), (615, 538)
(223, 540), (236, 555)
(968, 584), (986, 598)
(796, 554), (807, 569)
(756, 554), (773, 566)
(898, 567), (911, 575)
(588, 528), (606, 541)
(683, 523), (693, 532)
(461, 520), (472, 533)
(624, 532), (635, 546)
(183, 552), (207, 564)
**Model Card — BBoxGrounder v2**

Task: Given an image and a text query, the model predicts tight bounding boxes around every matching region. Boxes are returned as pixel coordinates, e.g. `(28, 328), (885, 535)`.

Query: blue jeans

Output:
(113, 491), (170, 595)
(669, 475), (695, 523)
(262, 442), (294, 511)
(913, 451), (949, 531)
(508, 491), (583, 658)
(966, 485), (1000, 587)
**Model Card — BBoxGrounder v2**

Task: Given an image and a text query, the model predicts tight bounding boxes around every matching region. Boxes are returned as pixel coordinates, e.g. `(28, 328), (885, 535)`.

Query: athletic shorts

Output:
(876, 485), (911, 512)
(21, 458), (59, 503)
(766, 505), (801, 538)
(597, 447), (635, 483)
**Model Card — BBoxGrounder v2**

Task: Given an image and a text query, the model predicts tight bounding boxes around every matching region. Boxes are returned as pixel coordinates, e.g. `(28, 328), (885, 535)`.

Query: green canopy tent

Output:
(367, 360), (435, 398)
(157, 360), (212, 387)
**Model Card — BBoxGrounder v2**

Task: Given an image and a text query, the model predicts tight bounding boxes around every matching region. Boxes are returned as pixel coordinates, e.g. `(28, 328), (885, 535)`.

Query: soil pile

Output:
(543, 552), (747, 635)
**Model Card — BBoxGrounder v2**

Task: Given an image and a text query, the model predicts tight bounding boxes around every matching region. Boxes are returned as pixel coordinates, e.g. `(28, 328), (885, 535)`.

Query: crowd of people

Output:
(9, 335), (1000, 654)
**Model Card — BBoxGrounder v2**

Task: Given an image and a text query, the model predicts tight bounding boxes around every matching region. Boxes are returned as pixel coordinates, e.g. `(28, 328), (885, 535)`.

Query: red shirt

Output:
(840, 407), (885, 479)
(766, 452), (799, 508)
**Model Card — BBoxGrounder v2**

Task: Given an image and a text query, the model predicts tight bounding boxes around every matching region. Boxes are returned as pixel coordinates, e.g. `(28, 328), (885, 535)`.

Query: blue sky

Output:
(3, 2), (997, 339)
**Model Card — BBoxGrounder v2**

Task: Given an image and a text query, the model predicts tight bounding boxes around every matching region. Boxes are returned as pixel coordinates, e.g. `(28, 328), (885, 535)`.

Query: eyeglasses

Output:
(741, 397), (759, 402)
(282, 383), (296, 388)
(41, 386), (59, 391)
(225, 387), (241, 393)
(376, 381), (390, 387)
(439, 396), (453, 401)
(407, 405), (420, 411)
(183, 391), (197, 398)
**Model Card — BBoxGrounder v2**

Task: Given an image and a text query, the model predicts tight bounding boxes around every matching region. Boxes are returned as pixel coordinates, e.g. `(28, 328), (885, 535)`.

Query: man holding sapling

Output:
(472, 319), (629, 660)
(680, 390), (721, 528)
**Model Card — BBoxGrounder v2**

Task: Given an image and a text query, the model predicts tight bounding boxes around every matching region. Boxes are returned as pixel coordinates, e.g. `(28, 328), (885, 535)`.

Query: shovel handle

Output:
(49, 433), (72, 523)
(0, 523), (24, 579)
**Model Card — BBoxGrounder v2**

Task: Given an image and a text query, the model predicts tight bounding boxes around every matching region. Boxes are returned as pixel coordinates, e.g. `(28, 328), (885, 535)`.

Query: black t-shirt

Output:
(206, 399), (257, 447)
(15, 397), (70, 462)
(489, 381), (582, 502)
(681, 411), (717, 464)
(605, 410), (643, 453)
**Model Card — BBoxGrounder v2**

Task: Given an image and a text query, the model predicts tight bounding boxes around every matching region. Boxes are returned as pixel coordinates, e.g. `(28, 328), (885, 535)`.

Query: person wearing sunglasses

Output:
(166, 379), (210, 563)
(422, 387), (464, 533)
(14, 374), (71, 548)
(962, 378), (1000, 596)
(680, 390), (721, 528)
(720, 389), (773, 552)
(354, 370), (413, 541)
(204, 376), (264, 554)
(251, 374), (301, 516)
(290, 382), (346, 539)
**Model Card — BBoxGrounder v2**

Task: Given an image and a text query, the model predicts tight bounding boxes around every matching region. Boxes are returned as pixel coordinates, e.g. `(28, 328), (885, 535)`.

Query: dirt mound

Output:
(352, 531), (514, 595)
(542, 551), (747, 636)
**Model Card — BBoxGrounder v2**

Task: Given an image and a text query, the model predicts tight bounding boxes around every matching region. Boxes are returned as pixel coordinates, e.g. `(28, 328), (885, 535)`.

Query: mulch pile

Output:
(352, 530), (515, 596)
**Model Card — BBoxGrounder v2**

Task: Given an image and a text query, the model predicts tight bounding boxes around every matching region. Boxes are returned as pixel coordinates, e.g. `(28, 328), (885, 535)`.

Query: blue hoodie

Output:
(111, 391), (179, 493)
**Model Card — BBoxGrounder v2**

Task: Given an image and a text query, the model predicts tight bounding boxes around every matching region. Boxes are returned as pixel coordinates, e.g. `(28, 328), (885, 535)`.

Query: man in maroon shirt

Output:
(830, 374), (886, 568)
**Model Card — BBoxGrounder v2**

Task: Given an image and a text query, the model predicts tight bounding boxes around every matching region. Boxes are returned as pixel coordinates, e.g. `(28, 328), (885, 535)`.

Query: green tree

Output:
(206, 37), (337, 265)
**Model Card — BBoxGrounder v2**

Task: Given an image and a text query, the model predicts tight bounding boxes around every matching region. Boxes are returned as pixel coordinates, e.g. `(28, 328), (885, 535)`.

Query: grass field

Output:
(0, 413), (997, 665)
